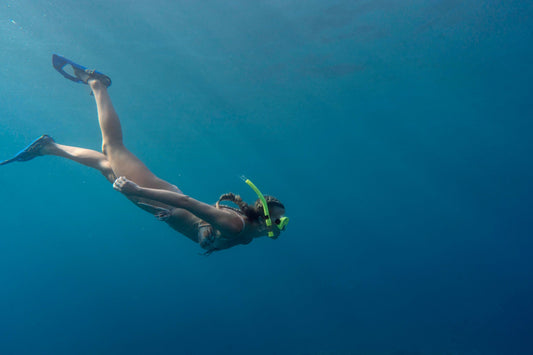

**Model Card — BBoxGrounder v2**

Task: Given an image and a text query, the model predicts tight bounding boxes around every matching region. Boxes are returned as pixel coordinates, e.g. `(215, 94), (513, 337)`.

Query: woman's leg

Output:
(88, 79), (181, 193)
(41, 142), (116, 182)
(87, 78), (203, 240)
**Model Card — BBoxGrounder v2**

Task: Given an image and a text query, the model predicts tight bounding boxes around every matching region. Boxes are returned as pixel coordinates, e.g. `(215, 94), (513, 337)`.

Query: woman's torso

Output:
(165, 205), (253, 252)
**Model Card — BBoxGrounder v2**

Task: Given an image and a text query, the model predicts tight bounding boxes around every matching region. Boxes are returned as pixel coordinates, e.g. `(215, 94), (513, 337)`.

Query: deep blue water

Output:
(1, 1), (532, 354)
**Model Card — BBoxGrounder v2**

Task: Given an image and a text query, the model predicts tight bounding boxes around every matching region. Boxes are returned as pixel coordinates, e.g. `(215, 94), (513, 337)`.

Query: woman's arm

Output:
(113, 176), (244, 236)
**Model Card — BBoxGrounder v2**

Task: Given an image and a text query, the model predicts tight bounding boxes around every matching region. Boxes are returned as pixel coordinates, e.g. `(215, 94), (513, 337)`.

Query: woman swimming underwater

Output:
(1, 55), (288, 254)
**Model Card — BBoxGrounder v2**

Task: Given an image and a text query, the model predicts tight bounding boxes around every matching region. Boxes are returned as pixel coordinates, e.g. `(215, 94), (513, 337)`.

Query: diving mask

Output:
(274, 216), (289, 231)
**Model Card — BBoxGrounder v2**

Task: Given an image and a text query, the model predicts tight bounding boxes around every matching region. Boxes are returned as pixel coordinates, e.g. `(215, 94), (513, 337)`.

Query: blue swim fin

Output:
(0, 135), (54, 166)
(52, 54), (111, 87)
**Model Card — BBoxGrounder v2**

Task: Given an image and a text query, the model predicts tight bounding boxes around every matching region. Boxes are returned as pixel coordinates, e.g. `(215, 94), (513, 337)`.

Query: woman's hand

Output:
(113, 176), (140, 195)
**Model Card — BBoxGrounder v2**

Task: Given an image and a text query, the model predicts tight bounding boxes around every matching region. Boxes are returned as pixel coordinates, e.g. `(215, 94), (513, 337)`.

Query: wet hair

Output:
(216, 192), (285, 221)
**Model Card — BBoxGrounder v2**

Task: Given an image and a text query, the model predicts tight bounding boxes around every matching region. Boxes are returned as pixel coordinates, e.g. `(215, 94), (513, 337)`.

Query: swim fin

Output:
(52, 54), (112, 87)
(0, 135), (54, 166)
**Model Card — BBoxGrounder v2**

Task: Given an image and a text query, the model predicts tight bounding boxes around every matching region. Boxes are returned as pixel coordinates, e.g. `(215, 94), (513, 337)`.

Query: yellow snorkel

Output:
(242, 176), (289, 238)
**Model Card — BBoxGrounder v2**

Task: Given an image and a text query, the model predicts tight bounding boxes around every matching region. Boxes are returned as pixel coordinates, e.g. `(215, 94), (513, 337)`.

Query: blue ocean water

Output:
(1, 0), (532, 354)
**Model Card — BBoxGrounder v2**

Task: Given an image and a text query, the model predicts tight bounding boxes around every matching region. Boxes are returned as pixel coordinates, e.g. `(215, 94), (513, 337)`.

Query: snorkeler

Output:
(1, 55), (288, 254)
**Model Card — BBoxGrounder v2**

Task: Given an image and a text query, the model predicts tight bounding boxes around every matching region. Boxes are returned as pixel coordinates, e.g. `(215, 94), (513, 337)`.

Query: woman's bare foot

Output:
(89, 79), (107, 91)
(39, 139), (59, 155)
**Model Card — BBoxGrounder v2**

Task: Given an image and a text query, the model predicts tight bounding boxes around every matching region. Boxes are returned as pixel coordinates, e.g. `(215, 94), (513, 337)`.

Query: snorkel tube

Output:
(242, 176), (287, 238)
(242, 177), (275, 237)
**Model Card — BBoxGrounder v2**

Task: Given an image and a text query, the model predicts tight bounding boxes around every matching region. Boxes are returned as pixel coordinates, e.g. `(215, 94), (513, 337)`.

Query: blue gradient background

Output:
(1, 1), (532, 354)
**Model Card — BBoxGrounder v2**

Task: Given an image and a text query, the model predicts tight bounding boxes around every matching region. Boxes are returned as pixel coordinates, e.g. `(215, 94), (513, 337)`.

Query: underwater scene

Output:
(1, 1), (532, 354)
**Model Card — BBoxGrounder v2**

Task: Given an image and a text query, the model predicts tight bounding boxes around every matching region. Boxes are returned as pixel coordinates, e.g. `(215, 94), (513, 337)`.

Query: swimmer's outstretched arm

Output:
(113, 176), (244, 236)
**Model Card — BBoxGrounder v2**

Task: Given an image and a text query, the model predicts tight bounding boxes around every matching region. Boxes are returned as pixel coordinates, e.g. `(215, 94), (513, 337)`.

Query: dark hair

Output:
(216, 193), (285, 221)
